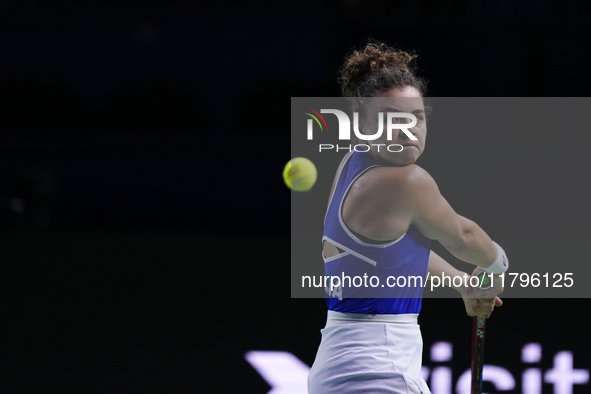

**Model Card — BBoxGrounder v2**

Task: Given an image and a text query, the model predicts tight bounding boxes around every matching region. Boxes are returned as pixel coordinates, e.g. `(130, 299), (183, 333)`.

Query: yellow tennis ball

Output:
(283, 157), (317, 191)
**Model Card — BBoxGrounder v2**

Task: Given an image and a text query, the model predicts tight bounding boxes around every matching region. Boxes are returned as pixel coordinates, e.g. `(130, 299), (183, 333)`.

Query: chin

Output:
(392, 154), (419, 166)
(385, 158), (414, 167)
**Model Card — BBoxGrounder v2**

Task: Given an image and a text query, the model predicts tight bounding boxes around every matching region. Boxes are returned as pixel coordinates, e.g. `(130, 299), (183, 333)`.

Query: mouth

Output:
(401, 144), (418, 149)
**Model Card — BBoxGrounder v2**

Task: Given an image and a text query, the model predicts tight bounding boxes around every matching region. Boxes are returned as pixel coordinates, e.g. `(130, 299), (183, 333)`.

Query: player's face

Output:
(359, 86), (426, 166)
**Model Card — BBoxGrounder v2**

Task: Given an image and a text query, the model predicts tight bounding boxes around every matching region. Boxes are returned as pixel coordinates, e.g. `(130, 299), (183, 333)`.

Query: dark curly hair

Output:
(339, 41), (427, 97)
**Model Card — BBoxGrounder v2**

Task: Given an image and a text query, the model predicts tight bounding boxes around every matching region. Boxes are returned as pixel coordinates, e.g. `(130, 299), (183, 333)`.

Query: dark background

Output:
(2, 1), (591, 393)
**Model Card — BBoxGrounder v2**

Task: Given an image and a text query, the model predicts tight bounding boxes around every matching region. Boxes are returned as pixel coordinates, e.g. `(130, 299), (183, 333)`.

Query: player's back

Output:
(322, 151), (431, 315)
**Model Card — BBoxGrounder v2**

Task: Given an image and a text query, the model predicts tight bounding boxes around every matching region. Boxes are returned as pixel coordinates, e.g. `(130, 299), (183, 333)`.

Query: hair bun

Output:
(339, 41), (423, 98)
(366, 43), (416, 72)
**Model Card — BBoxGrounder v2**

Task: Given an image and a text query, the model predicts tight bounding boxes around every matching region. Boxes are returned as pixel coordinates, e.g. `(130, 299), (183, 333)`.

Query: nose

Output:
(398, 126), (417, 140)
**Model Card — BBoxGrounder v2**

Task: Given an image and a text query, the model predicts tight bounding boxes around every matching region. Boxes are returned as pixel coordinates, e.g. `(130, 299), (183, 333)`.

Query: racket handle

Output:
(471, 316), (486, 394)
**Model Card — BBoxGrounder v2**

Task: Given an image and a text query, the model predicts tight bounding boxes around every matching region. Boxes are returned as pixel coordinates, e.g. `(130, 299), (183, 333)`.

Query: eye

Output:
(391, 117), (410, 123)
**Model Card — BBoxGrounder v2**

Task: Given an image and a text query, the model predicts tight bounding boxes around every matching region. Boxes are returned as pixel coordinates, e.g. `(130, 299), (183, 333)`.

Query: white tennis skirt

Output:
(308, 310), (431, 394)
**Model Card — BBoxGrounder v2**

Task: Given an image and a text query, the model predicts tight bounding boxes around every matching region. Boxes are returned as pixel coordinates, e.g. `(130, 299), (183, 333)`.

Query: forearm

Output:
(444, 215), (497, 268)
(427, 250), (469, 294)
(428, 250), (504, 317)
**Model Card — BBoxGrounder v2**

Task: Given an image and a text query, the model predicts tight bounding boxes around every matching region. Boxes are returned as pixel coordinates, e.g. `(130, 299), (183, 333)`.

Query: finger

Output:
(474, 286), (501, 299)
(494, 296), (503, 307)
(474, 300), (495, 317)
(478, 298), (495, 307)
(477, 308), (492, 319)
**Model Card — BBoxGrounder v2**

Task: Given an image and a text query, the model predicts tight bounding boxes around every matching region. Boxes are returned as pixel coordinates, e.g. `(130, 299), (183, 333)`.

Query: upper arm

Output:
(391, 165), (465, 247)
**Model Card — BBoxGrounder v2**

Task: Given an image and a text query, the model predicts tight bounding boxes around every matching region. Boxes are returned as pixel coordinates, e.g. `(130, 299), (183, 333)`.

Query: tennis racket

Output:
(471, 272), (490, 394)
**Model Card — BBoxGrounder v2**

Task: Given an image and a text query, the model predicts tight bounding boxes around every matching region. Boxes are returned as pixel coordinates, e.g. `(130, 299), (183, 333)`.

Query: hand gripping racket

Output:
(471, 272), (491, 394)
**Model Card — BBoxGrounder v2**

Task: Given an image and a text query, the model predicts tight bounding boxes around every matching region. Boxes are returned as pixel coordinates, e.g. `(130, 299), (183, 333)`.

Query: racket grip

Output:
(471, 317), (486, 394)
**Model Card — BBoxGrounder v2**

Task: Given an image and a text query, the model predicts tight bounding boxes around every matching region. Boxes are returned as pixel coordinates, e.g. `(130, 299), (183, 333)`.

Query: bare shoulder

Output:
(360, 164), (438, 197)
(343, 164), (440, 239)
(345, 164), (439, 224)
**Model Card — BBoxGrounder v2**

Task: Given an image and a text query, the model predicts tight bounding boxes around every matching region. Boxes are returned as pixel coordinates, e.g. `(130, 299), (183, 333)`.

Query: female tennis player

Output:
(307, 42), (508, 394)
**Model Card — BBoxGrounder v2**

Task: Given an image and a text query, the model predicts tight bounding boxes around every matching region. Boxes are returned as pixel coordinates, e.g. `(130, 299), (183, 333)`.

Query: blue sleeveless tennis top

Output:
(323, 151), (431, 315)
